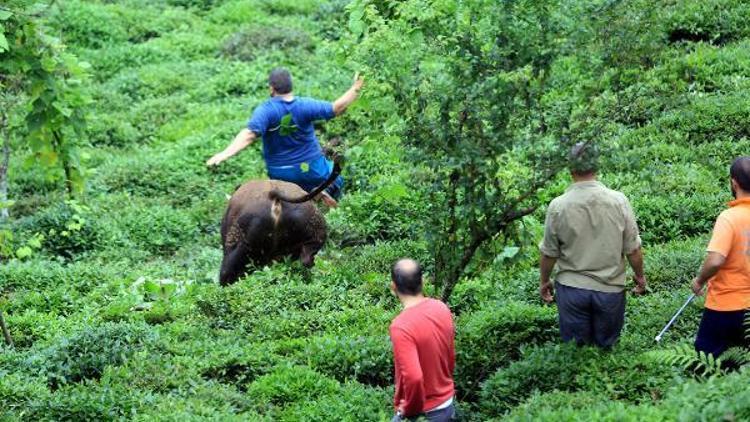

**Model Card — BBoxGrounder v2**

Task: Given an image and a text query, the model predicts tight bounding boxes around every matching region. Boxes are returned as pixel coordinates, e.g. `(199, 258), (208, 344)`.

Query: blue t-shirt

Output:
(247, 96), (335, 167)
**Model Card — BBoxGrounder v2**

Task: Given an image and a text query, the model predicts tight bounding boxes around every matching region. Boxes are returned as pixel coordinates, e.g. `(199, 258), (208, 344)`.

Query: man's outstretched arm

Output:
(206, 129), (256, 166)
(332, 73), (364, 116)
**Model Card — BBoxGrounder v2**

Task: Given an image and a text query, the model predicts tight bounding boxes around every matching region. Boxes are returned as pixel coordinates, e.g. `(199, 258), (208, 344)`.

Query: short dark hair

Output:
(268, 67), (293, 94)
(569, 141), (599, 175)
(730, 156), (750, 191)
(391, 259), (423, 295)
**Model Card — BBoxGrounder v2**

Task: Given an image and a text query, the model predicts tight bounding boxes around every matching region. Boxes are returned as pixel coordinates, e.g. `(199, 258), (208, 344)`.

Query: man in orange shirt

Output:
(692, 157), (750, 357)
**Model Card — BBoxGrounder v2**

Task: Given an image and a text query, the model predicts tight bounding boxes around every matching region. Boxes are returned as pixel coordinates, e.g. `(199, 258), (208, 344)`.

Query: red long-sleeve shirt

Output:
(389, 298), (455, 417)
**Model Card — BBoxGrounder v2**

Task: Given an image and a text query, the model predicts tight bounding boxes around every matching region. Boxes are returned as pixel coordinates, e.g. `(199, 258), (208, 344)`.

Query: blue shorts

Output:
(266, 155), (344, 199)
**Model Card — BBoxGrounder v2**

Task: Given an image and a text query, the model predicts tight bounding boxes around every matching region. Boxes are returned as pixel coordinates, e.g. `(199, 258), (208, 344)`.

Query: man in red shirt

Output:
(389, 259), (457, 421)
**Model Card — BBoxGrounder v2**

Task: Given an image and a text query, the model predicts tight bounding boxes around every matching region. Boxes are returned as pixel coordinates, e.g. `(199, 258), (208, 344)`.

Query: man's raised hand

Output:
(352, 72), (364, 92)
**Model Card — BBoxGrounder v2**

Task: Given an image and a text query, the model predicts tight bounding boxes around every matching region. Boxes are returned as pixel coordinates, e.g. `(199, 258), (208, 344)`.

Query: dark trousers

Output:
(694, 308), (747, 357)
(555, 282), (626, 348)
(391, 403), (457, 422)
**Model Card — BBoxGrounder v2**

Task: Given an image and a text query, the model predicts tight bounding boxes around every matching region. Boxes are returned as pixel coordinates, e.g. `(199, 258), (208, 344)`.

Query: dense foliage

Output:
(1, 0), (750, 420)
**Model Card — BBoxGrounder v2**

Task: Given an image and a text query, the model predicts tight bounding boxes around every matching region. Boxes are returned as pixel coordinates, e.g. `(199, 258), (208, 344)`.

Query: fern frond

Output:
(720, 347), (750, 368)
(647, 344), (726, 378)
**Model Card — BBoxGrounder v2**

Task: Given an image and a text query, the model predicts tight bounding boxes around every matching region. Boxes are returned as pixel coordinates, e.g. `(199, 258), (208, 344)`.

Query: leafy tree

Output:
(0, 0), (91, 218)
(347, 0), (604, 300)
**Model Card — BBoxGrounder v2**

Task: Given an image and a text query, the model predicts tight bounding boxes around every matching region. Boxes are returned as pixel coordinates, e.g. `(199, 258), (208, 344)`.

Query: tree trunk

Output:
(53, 130), (74, 197)
(0, 311), (12, 348)
(0, 113), (9, 220)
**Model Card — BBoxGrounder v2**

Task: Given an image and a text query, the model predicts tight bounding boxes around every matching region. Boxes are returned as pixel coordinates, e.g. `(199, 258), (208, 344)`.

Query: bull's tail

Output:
(269, 159), (342, 204)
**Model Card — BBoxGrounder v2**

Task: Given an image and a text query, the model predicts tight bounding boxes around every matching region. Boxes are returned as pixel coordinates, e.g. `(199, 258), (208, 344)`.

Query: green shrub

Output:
(53, 1), (197, 48)
(449, 268), (541, 315)
(506, 391), (609, 421)
(0, 257), (122, 293)
(455, 301), (558, 399)
(196, 272), (334, 322)
(662, 367), (750, 420)
(246, 365), (340, 411)
(662, 41), (750, 93)
(657, 93), (750, 145)
(28, 321), (160, 389)
(81, 43), (181, 81)
(132, 380), (259, 420)
(113, 204), (199, 255)
(666, 0), (750, 45)
(480, 344), (681, 417)
(327, 135), (429, 244)
(479, 344), (602, 415)
(0, 372), (50, 419)
(4, 310), (64, 349)
(52, 1), (130, 49)
(300, 335), (392, 387)
(200, 345), (278, 390)
(259, 0), (320, 16)
(194, 270), (390, 339)
(25, 381), (156, 421)
(277, 382), (391, 421)
(642, 237), (705, 292)
(619, 292), (703, 350)
(498, 367), (750, 421)
(165, 0), (222, 10)
(220, 27), (313, 62)
(313, 0), (351, 41)
(631, 192), (720, 245)
(99, 351), (199, 393)
(613, 162), (726, 245)
(18, 201), (103, 259)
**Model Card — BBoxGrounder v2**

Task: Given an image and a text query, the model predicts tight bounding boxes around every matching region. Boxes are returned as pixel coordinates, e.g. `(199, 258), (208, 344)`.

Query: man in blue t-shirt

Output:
(207, 67), (364, 207)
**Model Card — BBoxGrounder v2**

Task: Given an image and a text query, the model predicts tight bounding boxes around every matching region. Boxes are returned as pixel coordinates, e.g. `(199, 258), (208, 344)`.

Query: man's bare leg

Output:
(317, 191), (338, 208)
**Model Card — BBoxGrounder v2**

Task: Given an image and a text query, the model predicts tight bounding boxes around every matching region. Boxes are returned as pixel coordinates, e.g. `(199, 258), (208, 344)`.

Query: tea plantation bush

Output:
(455, 302), (558, 399)
(26, 321), (160, 389)
(2, 0), (750, 419)
(478, 344), (681, 416)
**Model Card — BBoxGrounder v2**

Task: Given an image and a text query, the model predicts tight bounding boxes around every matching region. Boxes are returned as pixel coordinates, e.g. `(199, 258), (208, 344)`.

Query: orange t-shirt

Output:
(706, 198), (750, 311)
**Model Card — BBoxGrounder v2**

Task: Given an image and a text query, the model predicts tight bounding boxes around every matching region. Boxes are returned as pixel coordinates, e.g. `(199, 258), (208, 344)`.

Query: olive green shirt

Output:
(540, 180), (641, 293)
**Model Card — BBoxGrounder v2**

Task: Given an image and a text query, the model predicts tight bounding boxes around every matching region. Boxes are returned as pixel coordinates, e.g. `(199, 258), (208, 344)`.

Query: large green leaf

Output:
(279, 113), (299, 136)
(0, 30), (8, 53)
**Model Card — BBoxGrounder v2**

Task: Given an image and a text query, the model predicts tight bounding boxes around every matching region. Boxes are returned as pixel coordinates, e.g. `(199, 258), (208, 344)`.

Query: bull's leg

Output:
(219, 245), (250, 286)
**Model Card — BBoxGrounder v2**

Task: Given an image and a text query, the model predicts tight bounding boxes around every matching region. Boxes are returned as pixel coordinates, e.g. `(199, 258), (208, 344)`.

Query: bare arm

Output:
(539, 254), (557, 303)
(692, 252), (726, 295)
(332, 73), (364, 116)
(626, 247), (647, 295)
(206, 129), (256, 166)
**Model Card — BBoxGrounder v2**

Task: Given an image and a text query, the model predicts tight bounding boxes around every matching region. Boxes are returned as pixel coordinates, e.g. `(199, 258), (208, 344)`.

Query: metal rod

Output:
(0, 310), (12, 348)
(655, 293), (696, 343)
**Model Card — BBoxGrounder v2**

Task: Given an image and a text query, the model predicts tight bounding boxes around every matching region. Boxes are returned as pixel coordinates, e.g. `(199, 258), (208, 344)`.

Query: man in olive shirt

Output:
(539, 142), (647, 348)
